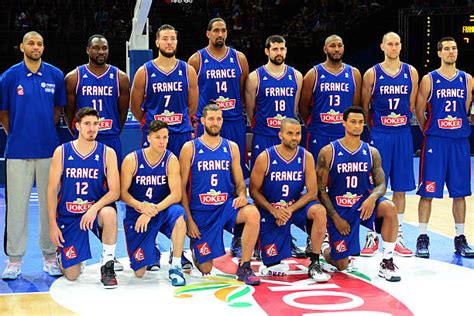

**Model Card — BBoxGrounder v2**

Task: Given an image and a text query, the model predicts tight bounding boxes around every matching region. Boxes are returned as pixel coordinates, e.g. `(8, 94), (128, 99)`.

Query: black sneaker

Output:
(168, 250), (193, 270)
(100, 260), (118, 289)
(147, 246), (161, 271)
(305, 236), (312, 255)
(236, 262), (260, 286)
(308, 260), (330, 282)
(230, 237), (242, 258)
(252, 245), (262, 261)
(291, 237), (306, 258)
(454, 235), (474, 257)
(415, 234), (430, 258)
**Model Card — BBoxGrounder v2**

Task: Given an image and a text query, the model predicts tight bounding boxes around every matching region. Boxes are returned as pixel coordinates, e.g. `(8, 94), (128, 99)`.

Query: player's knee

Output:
(309, 204), (326, 221)
(198, 262), (213, 274)
(420, 196), (433, 203)
(63, 267), (81, 281)
(134, 267), (147, 278)
(175, 216), (186, 232)
(334, 260), (349, 271)
(244, 205), (260, 224)
(99, 207), (117, 226)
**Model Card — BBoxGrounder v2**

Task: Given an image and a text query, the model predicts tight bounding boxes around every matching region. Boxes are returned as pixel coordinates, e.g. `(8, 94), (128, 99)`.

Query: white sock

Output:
(382, 240), (395, 260)
(171, 257), (181, 268)
(101, 243), (116, 265)
(419, 223), (428, 235)
(397, 214), (404, 231)
(455, 224), (464, 237)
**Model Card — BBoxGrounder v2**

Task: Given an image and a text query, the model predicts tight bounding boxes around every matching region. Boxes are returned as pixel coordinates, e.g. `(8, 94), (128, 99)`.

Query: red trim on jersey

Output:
(418, 136), (428, 187)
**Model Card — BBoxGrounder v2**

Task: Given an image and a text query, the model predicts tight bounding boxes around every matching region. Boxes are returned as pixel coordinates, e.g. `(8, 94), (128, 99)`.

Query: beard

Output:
(269, 56), (285, 65)
(91, 55), (107, 66)
(204, 125), (221, 137)
(282, 140), (299, 150)
(25, 51), (42, 61)
(159, 47), (176, 58)
(327, 52), (343, 63)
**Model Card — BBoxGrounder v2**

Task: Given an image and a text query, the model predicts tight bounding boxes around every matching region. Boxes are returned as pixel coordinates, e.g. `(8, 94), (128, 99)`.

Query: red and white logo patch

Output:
(197, 242), (211, 256)
(64, 246), (77, 260)
(133, 248), (145, 262)
(17, 85), (24, 96)
(98, 119), (113, 130)
(264, 244), (279, 257)
(425, 181), (436, 193)
(334, 240), (348, 253)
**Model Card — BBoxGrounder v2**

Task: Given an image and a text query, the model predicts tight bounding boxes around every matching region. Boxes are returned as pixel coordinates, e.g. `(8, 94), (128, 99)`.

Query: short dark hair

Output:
(148, 120), (168, 134)
(280, 118), (300, 131)
(76, 107), (99, 123)
(87, 34), (107, 47)
(437, 37), (456, 51)
(207, 18), (226, 31)
(265, 35), (285, 49)
(156, 24), (178, 39)
(202, 104), (222, 117)
(343, 106), (364, 121)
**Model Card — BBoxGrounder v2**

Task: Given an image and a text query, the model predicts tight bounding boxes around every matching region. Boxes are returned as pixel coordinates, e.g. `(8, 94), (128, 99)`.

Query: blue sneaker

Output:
(236, 262), (260, 286)
(169, 267), (186, 286)
(147, 247), (161, 271)
(168, 250), (193, 270)
(230, 237), (242, 258)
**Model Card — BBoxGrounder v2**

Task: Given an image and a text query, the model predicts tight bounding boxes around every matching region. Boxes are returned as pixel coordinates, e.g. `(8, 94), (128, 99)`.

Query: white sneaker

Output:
(43, 258), (63, 277)
(258, 263), (289, 276)
(2, 260), (21, 280)
(114, 258), (124, 271)
(308, 260), (330, 282)
(378, 258), (401, 282)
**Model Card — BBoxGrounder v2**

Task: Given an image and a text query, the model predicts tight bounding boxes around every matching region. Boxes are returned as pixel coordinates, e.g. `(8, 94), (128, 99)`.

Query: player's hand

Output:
(187, 219), (201, 239)
(232, 196), (248, 209)
(49, 224), (65, 248)
(273, 207), (292, 222)
(135, 214), (151, 233)
(139, 201), (158, 217)
(358, 196), (376, 221)
(275, 219), (287, 227)
(80, 208), (98, 231)
(333, 215), (351, 236)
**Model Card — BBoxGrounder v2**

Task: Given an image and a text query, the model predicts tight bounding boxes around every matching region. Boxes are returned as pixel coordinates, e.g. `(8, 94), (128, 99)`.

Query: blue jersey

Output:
(142, 59), (192, 134)
(197, 47), (243, 121)
(188, 137), (234, 212)
(75, 65), (121, 137)
(261, 145), (306, 207)
(251, 65), (298, 136)
(0, 61), (66, 159)
(424, 70), (470, 139)
(328, 140), (374, 214)
(307, 63), (356, 137)
(126, 149), (174, 214)
(57, 141), (107, 218)
(370, 63), (413, 133)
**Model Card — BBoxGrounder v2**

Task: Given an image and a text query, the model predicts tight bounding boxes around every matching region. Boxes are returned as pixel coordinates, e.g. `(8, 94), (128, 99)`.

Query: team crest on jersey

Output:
(266, 114), (286, 128)
(133, 248), (145, 262)
(438, 115), (462, 129)
(109, 73), (114, 79)
(199, 189), (228, 205)
(154, 110), (183, 125)
(334, 240), (348, 253)
(381, 112), (407, 127)
(98, 117), (113, 130)
(320, 109), (343, 124)
(197, 242), (212, 256)
(230, 57), (234, 63)
(215, 96), (236, 110)
(271, 199), (294, 210)
(17, 85), (24, 96)
(335, 192), (362, 207)
(264, 244), (279, 257)
(64, 246), (77, 260)
(66, 198), (95, 214)
(288, 75), (293, 80)
(425, 181), (436, 193)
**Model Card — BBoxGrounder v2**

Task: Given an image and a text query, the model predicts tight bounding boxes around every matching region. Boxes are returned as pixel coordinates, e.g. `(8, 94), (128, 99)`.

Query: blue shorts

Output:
(370, 130), (415, 192)
(259, 201), (318, 265)
(56, 215), (101, 269)
(190, 199), (240, 264)
(417, 136), (471, 198)
(197, 119), (249, 178)
(141, 132), (192, 158)
(306, 133), (339, 161)
(327, 196), (387, 261)
(123, 204), (186, 271)
(250, 134), (280, 171)
(96, 135), (122, 168)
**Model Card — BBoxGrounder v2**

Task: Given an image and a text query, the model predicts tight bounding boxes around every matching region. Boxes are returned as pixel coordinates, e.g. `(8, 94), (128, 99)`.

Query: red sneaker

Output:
(394, 233), (413, 257)
(361, 233), (379, 256)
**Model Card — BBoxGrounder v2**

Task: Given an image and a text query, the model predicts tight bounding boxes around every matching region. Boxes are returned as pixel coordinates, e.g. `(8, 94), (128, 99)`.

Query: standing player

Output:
(120, 120), (187, 285)
(179, 104), (260, 285)
(188, 18), (250, 178)
(360, 32), (418, 257)
(65, 34), (130, 167)
(299, 35), (362, 160)
(415, 37), (473, 258)
(1, 31), (66, 279)
(317, 106), (401, 282)
(250, 118), (329, 282)
(47, 107), (120, 288)
(130, 24), (198, 157)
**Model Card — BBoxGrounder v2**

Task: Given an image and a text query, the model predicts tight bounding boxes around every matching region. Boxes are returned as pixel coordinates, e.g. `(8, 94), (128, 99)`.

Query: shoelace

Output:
(365, 235), (376, 248)
(457, 236), (472, 250)
(397, 237), (408, 248)
(418, 236), (429, 247)
(384, 259), (398, 272)
(309, 261), (323, 274)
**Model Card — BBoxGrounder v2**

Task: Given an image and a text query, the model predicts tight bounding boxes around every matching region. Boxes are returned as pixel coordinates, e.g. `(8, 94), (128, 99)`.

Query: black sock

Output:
(308, 252), (319, 262)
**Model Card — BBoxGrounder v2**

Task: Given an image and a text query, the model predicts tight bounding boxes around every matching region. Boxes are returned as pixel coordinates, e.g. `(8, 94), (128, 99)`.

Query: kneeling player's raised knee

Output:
(134, 267), (147, 278)
(308, 204), (327, 221)
(63, 266), (81, 281)
(197, 261), (213, 274)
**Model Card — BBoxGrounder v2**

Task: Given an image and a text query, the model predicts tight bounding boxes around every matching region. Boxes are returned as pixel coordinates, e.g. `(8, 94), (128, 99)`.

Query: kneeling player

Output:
(47, 107), (120, 288)
(317, 106), (401, 282)
(250, 118), (330, 282)
(121, 120), (187, 286)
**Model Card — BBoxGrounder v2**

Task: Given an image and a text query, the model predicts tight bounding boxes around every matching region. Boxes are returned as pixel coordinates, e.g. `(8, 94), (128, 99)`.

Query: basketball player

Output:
(179, 104), (260, 285)
(250, 118), (329, 282)
(317, 106), (401, 282)
(47, 107), (120, 288)
(120, 120), (187, 286)
(188, 18), (249, 178)
(360, 32), (418, 257)
(299, 35), (362, 160)
(65, 34), (130, 166)
(130, 24), (198, 157)
(415, 37), (473, 258)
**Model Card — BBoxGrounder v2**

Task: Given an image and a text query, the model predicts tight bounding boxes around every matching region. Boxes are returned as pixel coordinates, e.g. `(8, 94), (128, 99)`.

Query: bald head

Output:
(382, 32), (400, 44)
(23, 31), (43, 44)
(324, 35), (343, 46)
